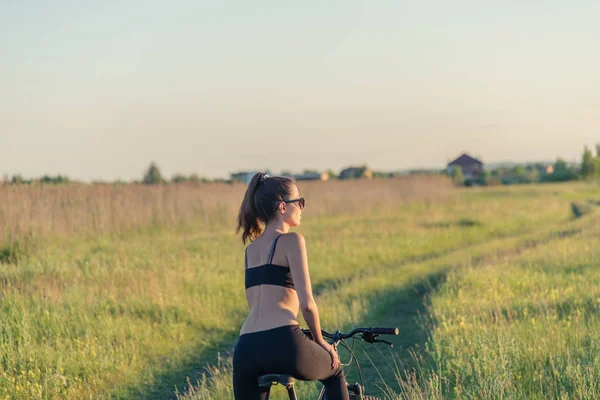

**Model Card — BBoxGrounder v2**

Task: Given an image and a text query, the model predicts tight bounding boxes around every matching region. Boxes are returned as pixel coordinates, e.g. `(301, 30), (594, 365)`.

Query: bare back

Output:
(240, 233), (300, 335)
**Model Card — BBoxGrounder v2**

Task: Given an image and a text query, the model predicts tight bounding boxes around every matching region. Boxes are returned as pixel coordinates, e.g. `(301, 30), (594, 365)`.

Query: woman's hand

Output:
(317, 341), (340, 369)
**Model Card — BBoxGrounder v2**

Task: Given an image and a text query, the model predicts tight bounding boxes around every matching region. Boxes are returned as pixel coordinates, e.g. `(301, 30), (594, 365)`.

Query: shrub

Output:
(571, 202), (594, 218)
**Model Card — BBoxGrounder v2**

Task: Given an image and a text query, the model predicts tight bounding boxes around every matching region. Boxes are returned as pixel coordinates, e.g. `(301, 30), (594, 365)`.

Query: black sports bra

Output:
(245, 234), (295, 290)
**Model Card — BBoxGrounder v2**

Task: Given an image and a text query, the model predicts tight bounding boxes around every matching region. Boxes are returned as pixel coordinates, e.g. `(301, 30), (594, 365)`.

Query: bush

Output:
(571, 202), (594, 218)
(0, 231), (35, 265)
(449, 166), (465, 186)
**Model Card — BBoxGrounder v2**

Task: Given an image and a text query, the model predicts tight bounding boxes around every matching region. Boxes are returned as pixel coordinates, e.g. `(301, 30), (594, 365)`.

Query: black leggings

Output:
(232, 325), (350, 400)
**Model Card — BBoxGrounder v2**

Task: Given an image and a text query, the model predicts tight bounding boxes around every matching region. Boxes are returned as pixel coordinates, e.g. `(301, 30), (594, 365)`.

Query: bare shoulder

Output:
(280, 232), (305, 250)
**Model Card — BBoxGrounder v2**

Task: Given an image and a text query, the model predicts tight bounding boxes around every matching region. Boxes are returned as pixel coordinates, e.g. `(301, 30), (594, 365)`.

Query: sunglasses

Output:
(281, 197), (305, 210)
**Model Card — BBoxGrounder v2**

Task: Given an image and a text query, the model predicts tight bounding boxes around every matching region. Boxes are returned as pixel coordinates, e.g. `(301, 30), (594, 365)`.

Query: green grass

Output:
(389, 219), (600, 399)
(0, 182), (599, 399)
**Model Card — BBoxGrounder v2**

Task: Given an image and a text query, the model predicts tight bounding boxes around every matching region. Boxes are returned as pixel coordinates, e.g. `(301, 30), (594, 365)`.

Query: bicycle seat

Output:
(257, 374), (295, 388)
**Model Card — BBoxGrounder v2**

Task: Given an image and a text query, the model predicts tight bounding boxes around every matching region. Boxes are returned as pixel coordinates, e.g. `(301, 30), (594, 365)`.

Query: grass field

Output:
(0, 178), (598, 399)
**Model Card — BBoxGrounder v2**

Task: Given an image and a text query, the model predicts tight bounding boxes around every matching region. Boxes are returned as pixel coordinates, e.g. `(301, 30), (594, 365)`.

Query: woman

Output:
(233, 172), (349, 400)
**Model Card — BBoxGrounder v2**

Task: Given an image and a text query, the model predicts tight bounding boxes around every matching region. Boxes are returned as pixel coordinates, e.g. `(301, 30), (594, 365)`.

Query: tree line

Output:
(4, 144), (600, 186)
(450, 144), (600, 186)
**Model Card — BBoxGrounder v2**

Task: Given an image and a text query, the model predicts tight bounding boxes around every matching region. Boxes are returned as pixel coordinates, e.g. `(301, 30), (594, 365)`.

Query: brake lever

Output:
(361, 331), (377, 344)
(373, 339), (394, 347)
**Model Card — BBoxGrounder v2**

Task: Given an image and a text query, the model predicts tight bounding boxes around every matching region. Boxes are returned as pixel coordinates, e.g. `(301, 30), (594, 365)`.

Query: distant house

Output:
(293, 171), (329, 181)
(447, 154), (485, 183)
(340, 166), (373, 180)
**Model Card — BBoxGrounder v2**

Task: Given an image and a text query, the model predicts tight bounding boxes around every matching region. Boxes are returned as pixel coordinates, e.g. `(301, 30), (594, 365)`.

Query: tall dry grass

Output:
(0, 175), (454, 243)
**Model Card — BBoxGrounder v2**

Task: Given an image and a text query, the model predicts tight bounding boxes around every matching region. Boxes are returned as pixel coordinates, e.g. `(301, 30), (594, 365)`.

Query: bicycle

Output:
(257, 326), (399, 400)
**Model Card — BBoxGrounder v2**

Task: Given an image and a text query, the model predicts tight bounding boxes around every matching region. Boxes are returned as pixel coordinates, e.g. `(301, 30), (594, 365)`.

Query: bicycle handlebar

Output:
(372, 327), (399, 335)
(301, 326), (399, 346)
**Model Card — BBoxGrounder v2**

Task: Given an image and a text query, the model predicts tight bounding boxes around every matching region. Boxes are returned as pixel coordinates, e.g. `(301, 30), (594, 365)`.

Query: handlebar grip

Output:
(372, 327), (399, 335)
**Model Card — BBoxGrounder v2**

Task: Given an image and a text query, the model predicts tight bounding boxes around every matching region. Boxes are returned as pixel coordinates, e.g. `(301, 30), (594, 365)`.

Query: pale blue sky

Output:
(1, 1), (599, 181)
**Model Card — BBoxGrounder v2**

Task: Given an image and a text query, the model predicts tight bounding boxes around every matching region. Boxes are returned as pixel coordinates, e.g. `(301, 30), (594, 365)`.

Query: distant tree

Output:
(143, 162), (165, 185)
(450, 166), (465, 185)
(171, 174), (187, 184)
(543, 159), (579, 182)
(513, 165), (530, 183)
(11, 174), (24, 185)
(529, 168), (541, 183)
(557, 159), (579, 180)
(581, 146), (598, 178)
(38, 174), (70, 184)
(188, 173), (201, 183)
(373, 171), (392, 179)
(480, 170), (491, 185)
(172, 173), (203, 184)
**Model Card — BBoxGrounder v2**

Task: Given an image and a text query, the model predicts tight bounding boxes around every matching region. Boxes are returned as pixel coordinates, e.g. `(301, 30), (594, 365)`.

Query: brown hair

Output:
(236, 173), (295, 244)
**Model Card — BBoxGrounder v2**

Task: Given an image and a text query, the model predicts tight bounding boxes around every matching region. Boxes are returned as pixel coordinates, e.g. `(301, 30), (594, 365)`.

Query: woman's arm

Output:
(286, 232), (340, 369)
(285, 232), (326, 344)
